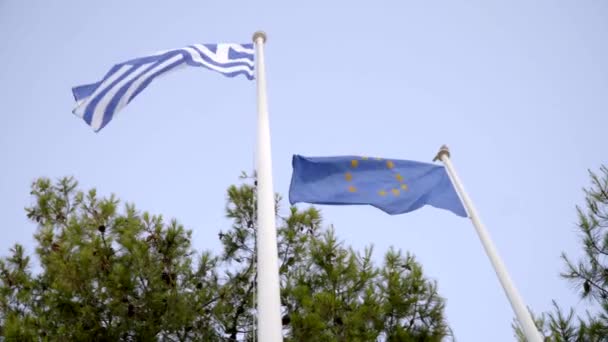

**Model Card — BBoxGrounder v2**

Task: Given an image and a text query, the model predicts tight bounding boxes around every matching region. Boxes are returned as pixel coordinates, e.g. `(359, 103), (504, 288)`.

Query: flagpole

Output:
(253, 31), (283, 342)
(434, 145), (542, 342)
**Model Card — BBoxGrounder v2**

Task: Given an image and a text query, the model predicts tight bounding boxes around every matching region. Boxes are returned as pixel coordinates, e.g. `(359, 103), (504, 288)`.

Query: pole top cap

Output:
(433, 144), (451, 162)
(253, 31), (267, 43)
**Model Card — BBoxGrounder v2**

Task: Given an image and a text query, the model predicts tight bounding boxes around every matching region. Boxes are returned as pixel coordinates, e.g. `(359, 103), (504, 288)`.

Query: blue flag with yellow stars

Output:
(288, 155), (467, 217)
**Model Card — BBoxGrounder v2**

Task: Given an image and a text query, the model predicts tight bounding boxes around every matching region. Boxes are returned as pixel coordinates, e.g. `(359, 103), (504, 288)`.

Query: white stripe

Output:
(228, 43), (255, 54)
(90, 62), (155, 131)
(72, 99), (86, 112)
(182, 47), (254, 77)
(193, 44), (254, 67)
(73, 65), (132, 118)
(111, 54), (185, 121)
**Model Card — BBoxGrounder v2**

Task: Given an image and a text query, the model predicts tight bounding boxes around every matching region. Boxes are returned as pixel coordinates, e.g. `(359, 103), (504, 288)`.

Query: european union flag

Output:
(289, 155), (467, 217)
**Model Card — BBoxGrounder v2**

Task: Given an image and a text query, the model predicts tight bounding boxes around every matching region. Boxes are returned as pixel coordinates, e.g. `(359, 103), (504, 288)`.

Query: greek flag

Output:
(72, 43), (254, 132)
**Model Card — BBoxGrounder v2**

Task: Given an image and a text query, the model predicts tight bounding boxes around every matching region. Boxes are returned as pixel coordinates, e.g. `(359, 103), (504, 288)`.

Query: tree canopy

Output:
(0, 175), (452, 341)
(513, 165), (608, 341)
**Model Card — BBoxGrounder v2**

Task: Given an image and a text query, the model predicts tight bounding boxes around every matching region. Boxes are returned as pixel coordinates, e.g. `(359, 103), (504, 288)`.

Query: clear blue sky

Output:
(1, 1), (607, 340)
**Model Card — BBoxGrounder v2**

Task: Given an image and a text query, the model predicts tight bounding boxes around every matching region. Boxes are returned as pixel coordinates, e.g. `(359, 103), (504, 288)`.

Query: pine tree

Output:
(513, 165), (608, 341)
(1, 174), (452, 341)
(3, 177), (221, 341)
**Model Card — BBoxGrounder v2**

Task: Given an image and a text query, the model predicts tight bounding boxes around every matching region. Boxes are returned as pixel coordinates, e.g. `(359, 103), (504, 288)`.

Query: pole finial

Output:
(433, 144), (451, 162)
(253, 31), (267, 43)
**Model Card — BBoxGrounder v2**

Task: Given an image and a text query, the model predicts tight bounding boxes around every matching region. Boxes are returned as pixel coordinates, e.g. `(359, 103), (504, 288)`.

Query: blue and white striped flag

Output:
(72, 43), (254, 132)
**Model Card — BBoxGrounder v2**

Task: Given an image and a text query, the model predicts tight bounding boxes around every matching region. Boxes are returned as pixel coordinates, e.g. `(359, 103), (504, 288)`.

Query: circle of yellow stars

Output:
(345, 157), (408, 196)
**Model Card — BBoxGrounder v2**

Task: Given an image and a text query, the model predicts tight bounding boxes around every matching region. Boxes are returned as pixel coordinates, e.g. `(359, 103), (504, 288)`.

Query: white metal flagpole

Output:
(252, 31), (283, 342)
(434, 145), (543, 342)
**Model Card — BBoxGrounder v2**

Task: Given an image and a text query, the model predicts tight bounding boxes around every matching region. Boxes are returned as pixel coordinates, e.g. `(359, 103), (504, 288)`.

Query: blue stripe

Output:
(204, 44), (217, 53)
(72, 82), (101, 101)
(125, 57), (185, 104)
(188, 45), (254, 71)
(121, 51), (173, 66)
(97, 56), (186, 131)
(82, 64), (140, 125)
(228, 46), (255, 62)
(72, 63), (124, 102)
(220, 69), (255, 80)
(99, 53), (180, 130)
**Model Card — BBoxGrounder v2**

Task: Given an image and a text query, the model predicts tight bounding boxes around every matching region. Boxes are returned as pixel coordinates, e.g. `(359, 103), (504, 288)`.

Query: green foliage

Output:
(1, 175), (451, 341)
(513, 165), (608, 341)
(561, 166), (608, 303)
(3, 176), (221, 341)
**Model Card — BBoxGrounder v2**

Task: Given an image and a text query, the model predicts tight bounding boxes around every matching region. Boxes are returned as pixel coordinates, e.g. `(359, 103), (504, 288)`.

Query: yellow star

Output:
(395, 174), (404, 182)
(391, 188), (400, 196)
(386, 161), (394, 169)
(345, 172), (353, 181)
(378, 190), (387, 196)
(351, 159), (359, 168)
(401, 184), (408, 191)
(348, 185), (357, 192)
